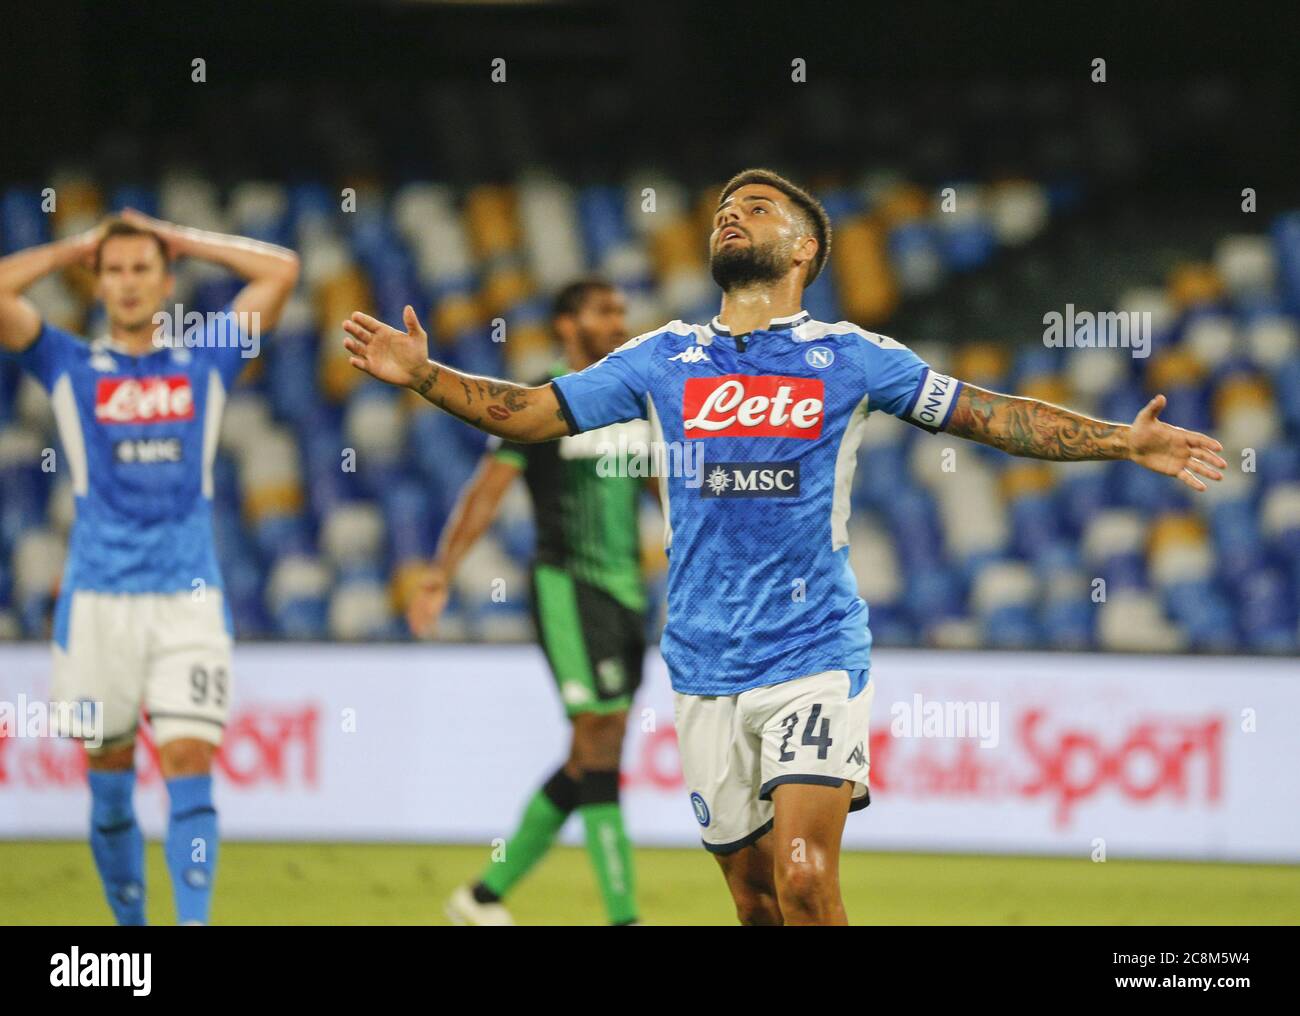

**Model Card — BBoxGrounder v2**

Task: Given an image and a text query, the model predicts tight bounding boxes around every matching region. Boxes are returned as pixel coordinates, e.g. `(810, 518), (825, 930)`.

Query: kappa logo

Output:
(669, 346), (711, 364)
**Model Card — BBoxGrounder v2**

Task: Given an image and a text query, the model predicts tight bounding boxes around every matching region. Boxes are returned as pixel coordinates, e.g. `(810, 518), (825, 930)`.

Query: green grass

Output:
(3, 840), (1297, 925)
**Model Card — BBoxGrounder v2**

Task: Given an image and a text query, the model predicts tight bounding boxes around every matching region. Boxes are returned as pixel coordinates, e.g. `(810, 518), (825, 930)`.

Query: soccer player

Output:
(342, 169), (1226, 926)
(409, 279), (648, 927)
(0, 210), (299, 925)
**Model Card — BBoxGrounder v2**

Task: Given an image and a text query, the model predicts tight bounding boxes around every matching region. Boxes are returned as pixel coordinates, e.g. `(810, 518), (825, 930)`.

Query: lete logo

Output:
(95, 376), (194, 424)
(683, 375), (824, 438)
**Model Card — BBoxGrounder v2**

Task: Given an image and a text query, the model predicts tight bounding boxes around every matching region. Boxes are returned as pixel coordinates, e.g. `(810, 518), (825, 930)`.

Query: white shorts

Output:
(673, 669), (875, 854)
(52, 590), (234, 753)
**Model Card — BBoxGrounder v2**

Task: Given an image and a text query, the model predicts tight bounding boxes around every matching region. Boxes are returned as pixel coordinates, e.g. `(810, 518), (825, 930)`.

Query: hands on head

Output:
(67, 209), (182, 270)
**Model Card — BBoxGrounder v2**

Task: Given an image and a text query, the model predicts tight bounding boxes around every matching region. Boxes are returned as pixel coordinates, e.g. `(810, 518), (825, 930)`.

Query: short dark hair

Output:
(551, 276), (615, 322)
(94, 219), (170, 274)
(717, 168), (832, 285)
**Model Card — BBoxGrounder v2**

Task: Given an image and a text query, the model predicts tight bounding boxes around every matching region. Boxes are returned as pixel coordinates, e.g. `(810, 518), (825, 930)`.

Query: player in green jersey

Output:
(408, 279), (648, 926)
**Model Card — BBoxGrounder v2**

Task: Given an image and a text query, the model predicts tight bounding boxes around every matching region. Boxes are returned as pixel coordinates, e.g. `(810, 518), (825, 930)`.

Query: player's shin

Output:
(164, 775), (219, 925)
(578, 770), (638, 925)
(477, 765), (578, 901)
(87, 769), (147, 926)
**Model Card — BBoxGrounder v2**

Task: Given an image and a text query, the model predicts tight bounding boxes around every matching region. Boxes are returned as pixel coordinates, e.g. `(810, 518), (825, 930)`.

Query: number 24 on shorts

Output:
(778, 704), (833, 761)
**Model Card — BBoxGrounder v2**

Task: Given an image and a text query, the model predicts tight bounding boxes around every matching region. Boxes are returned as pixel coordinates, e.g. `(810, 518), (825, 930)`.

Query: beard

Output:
(709, 237), (788, 291)
(578, 330), (624, 363)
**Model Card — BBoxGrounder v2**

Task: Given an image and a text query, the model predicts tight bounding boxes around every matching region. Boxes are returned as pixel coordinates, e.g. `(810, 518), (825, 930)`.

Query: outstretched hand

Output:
(1129, 394), (1227, 492)
(342, 305), (432, 389)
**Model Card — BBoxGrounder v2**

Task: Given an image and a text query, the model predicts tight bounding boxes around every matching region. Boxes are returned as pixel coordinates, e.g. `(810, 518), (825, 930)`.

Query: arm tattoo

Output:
(413, 363), (439, 398)
(409, 360), (541, 431)
(946, 384), (1130, 462)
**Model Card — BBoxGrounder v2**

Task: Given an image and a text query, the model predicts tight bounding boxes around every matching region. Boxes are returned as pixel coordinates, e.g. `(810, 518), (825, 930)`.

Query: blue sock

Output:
(164, 775), (219, 925)
(87, 770), (146, 926)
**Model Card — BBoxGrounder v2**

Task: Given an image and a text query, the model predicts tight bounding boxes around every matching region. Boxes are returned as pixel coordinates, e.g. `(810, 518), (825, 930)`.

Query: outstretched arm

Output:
(407, 452), (521, 638)
(342, 306), (571, 443)
(119, 209), (299, 331)
(0, 227), (102, 352)
(945, 384), (1227, 491)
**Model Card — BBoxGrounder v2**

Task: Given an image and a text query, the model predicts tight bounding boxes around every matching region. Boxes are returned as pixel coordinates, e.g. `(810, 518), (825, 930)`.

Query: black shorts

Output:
(530, 564), (646, 717)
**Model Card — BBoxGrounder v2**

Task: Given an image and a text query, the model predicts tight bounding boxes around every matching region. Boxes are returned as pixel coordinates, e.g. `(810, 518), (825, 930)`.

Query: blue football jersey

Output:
(551, 311), (962, 696)
(9, 311), (250, 611)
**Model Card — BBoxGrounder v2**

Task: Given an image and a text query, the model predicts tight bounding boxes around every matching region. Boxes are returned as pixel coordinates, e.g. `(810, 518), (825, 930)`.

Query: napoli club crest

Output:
(690, 792), (710, 827)
(805, 346), (834, 369)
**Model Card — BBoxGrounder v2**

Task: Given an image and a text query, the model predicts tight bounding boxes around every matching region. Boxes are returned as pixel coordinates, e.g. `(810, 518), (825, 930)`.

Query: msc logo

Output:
(690, 792), (710, 827)
(669, 346), (711, 364)
(805, 346), (834, 369)
(114, 438), (182, 464)
(701, 461), (800, 498)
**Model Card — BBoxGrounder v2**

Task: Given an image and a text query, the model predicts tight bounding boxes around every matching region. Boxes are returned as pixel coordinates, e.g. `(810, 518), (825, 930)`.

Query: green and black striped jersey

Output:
(490, 367), (647, 615)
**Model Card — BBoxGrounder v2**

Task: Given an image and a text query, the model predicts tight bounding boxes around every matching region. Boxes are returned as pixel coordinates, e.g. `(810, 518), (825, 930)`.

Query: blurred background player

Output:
(408, 279), (649, 926)
(0, 211), (299, 924)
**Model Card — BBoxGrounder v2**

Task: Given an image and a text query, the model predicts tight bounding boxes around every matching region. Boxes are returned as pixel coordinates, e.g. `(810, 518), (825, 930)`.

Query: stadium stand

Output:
(2, 83), (1297, 651)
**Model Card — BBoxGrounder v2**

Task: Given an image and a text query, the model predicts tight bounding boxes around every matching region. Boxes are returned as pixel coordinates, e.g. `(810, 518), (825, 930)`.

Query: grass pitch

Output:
(3, 840), (1297, 925)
